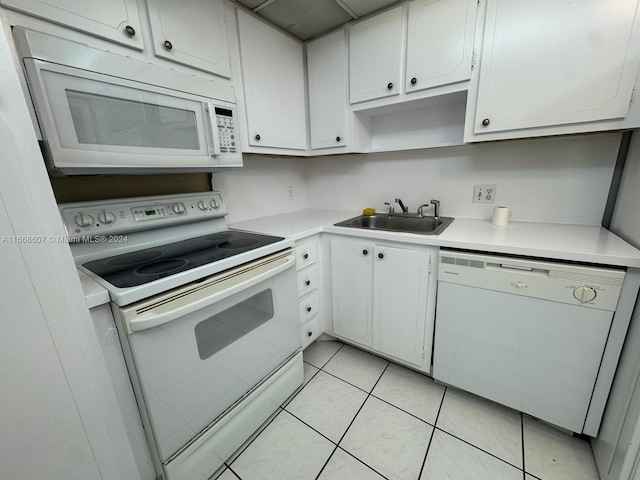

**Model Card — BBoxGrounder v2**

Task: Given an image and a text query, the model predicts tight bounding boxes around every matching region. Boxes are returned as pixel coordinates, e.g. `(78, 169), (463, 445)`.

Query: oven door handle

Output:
(126, 252), (295, 333)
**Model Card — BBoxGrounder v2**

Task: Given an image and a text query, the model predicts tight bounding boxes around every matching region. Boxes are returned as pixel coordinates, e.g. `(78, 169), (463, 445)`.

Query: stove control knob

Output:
(197, 200), (207, 211)
(74, 213), (94, 228)
(210, 199), (220, 209)
(97, 211), (116, 225)
(573, 286), (597, 303)
(173, 203), (186, 214)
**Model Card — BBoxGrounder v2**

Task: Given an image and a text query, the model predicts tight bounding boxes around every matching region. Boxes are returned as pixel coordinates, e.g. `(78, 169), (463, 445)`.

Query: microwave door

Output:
(23, 59), (221, 173)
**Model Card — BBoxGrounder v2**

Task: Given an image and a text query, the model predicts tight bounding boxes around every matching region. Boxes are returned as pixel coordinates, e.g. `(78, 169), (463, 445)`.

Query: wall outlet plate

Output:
(473, 185), (496, 204)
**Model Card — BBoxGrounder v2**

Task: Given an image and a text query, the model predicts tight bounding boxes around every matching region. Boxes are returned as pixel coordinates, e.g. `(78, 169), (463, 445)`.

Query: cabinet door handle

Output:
(378, 252), (384, 259)
(255, 134), (261, 141)
(482, 118), (490, 126)
(410, 77), (417, 85)
(307, 331), (313, 337)
(305, 280), (311, 286)
(306, 306), (312, 312)
(362, 249), (368, 256)
(125, 25), (136, 37)
(387, 82), (393, 90)
(164, 40), (173, 50)
(336, 136), (341, 142)
(303, 253), (309, 259)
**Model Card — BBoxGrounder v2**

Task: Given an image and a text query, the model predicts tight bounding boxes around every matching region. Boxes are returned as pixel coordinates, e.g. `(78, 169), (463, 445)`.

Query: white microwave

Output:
(17, 30), (242, 175)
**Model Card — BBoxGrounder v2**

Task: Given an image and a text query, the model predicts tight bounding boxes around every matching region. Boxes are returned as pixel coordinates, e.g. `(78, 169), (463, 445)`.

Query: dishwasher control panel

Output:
(438, 250), (625, 311)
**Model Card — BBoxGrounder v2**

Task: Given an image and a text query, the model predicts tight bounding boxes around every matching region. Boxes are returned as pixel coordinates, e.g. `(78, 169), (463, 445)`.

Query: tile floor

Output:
(213, 340), (602, 480)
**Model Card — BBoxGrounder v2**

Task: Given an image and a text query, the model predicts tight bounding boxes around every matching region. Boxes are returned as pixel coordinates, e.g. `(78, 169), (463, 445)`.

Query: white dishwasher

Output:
(433, 250), (625, 434)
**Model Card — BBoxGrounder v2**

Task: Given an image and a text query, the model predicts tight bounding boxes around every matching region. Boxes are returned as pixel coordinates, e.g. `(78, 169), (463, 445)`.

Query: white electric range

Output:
(60, 192), (304, 480)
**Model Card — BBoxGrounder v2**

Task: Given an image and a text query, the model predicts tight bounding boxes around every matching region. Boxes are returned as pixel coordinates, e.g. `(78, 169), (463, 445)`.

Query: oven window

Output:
(194, 289), (275, 360)
(66, 89), (200, 150)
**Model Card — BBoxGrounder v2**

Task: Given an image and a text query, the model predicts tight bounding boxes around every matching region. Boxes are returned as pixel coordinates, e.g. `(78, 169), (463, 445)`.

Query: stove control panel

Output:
(59, 192), (227, 239)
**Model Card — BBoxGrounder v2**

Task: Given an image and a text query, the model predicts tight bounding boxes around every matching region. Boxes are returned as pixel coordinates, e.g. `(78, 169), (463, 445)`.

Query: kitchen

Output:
(2, 1), (640, 480)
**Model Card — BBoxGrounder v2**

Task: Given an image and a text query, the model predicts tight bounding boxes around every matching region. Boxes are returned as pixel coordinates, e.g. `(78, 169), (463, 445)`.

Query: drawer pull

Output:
(307, 331), (313, 337)
(305, 280), (311, 286)
(303, 253), (309, 259)
(306, 306), (312, 312)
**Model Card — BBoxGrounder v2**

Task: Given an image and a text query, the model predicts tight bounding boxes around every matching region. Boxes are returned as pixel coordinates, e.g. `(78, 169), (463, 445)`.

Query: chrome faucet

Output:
(417, 199), (441, 219)
(384, 202), (395, 215)
(395, 198), (408, 215)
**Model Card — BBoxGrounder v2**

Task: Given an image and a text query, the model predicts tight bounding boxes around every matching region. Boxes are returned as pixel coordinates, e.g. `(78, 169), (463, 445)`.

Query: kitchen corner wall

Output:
(214, 132), (621, 225)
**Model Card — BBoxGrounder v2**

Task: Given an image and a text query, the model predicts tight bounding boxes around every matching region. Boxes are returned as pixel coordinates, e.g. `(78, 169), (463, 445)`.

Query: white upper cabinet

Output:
(237, 10), (307, 151)
(405, 0), (477, 93)
(349, 5), (403, 104)
(470, 0), (640, 137)
(146, 0), (231, 78)
(307, 30), (347, 150)
(0, 0), (143, 49)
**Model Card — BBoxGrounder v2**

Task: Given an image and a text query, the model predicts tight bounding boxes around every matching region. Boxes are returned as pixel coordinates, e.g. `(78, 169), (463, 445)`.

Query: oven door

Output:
(113, 250), (301, 464)
(23, 59), (230, 173)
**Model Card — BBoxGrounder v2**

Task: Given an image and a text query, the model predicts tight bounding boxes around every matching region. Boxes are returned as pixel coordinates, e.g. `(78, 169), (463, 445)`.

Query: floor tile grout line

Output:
(314, 445), (339, 480)
(433, 425), (525, 472)
(417, 385), (447, 479)
(335, 445), (392, 480)
(283, 407), (342, 446)
(310, 341), (345, 370)
(369, 391), (439, 428)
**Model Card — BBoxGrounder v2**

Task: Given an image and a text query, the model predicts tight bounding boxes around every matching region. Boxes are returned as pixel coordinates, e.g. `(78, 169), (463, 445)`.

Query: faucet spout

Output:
(395, 198), (408, 215)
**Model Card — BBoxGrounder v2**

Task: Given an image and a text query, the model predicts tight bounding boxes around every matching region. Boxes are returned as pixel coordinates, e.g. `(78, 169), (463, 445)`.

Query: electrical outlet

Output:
(287, 186), (294, 201)
(473, 185), (496, 204)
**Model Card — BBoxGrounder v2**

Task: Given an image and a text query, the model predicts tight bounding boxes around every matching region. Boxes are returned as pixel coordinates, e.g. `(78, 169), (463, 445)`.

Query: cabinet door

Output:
(331, 239), (373, 347)
(349, 5), (403, 104)
(308, 30), (347, 150)
(0, 0), (142, 49)
(372, 245), (430, 367)
(473, 0), (640, 134)
(406, 0), (477, 92)
(146, 0), (231, 78)
(237, 10), (307, 150)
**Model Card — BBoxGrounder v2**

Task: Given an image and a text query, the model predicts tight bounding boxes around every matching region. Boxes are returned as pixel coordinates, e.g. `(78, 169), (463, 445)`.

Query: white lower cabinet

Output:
(295, 238), (323, 349)
(331, 237), (436, 371)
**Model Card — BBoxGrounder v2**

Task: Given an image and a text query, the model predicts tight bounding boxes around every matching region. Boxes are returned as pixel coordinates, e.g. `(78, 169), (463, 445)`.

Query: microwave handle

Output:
(126, 253), (295, 333)
(204, 103), (221, 157)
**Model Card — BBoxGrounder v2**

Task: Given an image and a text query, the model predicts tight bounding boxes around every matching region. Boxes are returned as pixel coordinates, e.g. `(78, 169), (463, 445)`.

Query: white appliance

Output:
(14, 27), (241, 174)
(433, 250), (625, 435)
(62, 192), (302, 480)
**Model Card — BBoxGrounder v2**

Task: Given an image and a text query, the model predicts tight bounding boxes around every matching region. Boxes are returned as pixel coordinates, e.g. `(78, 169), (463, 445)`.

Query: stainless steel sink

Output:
(334, 214), (454, 235)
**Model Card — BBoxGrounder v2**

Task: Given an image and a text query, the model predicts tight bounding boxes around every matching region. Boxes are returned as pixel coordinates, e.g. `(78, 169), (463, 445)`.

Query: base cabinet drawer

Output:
(297, 265), (319, 297)
(295, 240), (318, 270)
(299, 290), (320, 324)
(301, 315), (321, 349)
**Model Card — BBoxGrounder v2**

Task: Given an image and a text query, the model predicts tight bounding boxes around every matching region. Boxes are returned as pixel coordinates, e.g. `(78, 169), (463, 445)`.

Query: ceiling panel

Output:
(233, 0), (401, 41)
(338, 0), (400, 17)
(258, 0), (354, 40)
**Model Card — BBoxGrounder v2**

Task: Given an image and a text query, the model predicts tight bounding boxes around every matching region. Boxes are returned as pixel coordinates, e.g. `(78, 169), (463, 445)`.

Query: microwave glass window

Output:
(66, 90), (200, 150)
(194, 289), (275, 360)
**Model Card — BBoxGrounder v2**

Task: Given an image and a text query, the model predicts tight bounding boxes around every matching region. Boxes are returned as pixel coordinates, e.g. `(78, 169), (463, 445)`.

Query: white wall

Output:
(212, 154), (308, 224)
(216, 132), (622, 225)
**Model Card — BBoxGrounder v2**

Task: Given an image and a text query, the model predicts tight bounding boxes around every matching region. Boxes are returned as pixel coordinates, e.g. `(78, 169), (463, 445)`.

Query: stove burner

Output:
(107, 250), (162, 266)
(136, 259), (188, 275)
(218, 238), (260, 249)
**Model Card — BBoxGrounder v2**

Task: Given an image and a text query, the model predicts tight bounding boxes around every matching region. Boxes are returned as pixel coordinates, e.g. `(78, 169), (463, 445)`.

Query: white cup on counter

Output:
(491, 206), (511, 226)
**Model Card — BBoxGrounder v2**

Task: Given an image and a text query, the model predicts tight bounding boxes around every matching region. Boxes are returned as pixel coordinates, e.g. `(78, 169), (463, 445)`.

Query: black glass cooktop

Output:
(82, 230), (285, 288)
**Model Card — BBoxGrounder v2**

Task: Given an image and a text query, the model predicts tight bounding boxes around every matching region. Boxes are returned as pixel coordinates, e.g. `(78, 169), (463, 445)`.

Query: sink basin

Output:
(334, 214), (454, 235)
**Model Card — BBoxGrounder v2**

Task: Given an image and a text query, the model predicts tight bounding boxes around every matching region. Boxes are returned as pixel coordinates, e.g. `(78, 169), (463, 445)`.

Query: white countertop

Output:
(230, 209), (640, 268)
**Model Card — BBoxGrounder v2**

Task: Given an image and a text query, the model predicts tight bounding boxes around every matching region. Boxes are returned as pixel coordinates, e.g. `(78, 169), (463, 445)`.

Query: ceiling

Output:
(232, 0), (402, 41)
